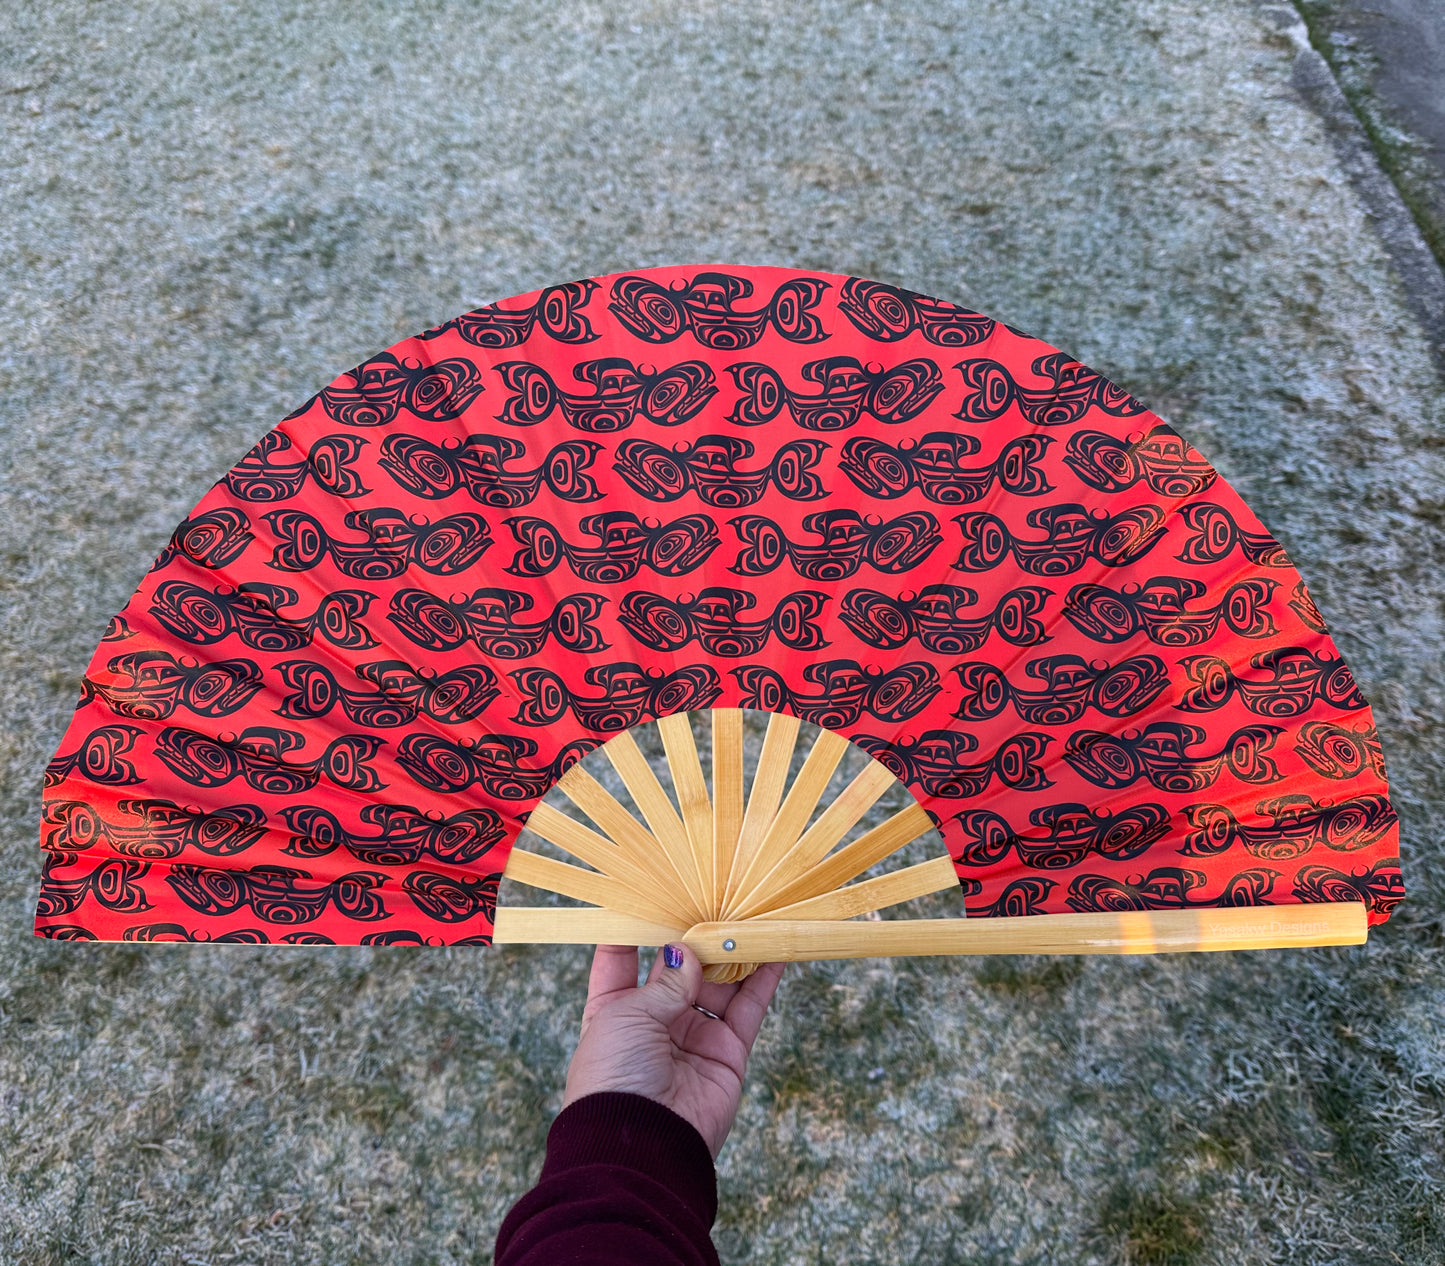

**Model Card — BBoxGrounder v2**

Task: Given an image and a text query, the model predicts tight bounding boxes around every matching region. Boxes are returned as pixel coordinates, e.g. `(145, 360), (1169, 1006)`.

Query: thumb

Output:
(634, 942), (703, 1025)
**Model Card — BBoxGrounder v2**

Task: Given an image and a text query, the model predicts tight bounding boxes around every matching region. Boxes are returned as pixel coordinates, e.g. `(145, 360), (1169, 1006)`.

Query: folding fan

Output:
(36, 265), (1404, 978)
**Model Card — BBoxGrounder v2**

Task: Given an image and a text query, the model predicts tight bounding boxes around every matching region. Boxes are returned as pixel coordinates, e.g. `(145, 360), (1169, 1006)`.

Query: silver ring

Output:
(692, 1003), (721, 1020)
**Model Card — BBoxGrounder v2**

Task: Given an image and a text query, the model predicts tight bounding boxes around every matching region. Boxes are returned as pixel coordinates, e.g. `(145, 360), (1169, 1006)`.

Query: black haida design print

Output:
(839, 585), (1051, 653)
(37, 852), (152, 917)
(1065, 866), (1279, 913)
(855, 730), (1055, 798)
(388, 588), (608, 657)
(609, 271), (829, 349)
(418, 280), (600, 348)
(1063, 722), (1284, 793)
(837, 277), (997, 346)
(614, 435), (827, 506)
(950, 654), (1170, 725)
(155, 726), (386, 794)
(1181, 794), (1398, 859)
(509, 663), (723, 731)
(42, 798), (267, 859)
(81, 651), (264, 719)
(1293, 859), (1403, 917)
(960, 877), (1057, 918)
(495, 358), (717, 431)
(150, 581), (377, 651)
(1290, 580), (1329, 633)
(44, 726), (143, 787)
(116, 924), (324, 944)
(1063, 424), (1217, 497)
(618, 589), (829, 655)
(948, 802), (1172, 869)
(152, 508), (254, 572)
(952, 505), (1166, 575)
(102, 614), (137, 642)
(733, 661), (940, 728)
(166, 864), (390, 923)
(1178, 647), (1366, 717)
(730, 510), (942, 579)
(378, 435), (603, 505)
(311, 352), (485, 427)
(1175, 503), (1290, 567)
(282, 803), (506, 866)
(395, 733), (595, 798)
(402, 870), (501, 923)
(1062, 577), (1278, 646)
(839, 433), (1052, 503)
(503, 512), (719, 581)
(263, 508), (492, 579)
(1294, 720), (1388, 781)
(224, 432), (369, 502)
(274, 660), (500, 726)
(725, 355), (944, 429)
(954, 352), (1146, 427)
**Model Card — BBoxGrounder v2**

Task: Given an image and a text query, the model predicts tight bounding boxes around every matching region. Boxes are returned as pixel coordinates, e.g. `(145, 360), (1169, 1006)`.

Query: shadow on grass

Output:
(1096, 1181), (1210, 1266)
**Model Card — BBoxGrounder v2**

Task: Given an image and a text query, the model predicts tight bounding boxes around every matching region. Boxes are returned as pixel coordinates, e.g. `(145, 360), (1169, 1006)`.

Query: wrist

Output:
(543, 1091), (719, 1226)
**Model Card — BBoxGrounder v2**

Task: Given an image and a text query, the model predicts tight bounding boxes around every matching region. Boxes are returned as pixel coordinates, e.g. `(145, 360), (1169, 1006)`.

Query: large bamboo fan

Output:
(36, 266), (1403, 966)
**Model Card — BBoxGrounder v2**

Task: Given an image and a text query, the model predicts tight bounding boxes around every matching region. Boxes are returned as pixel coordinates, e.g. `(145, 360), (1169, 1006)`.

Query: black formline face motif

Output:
(149, 580), (378, 652)
(494, 357), (718, 432)
(725, 355), (945, 430)
(308, 351), (486, 428)
(417, 280), (600, 348)
(614, 434), (827, 506)
(839, 584), (1051, 653)
(608, 272), (830, 349)
(839, 432), (1053, 504)
(377, 434), (604, 506)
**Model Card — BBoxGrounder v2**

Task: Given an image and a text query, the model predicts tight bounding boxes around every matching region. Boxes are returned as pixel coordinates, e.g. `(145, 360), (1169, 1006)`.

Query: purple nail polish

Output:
(663, 943), (684, 969)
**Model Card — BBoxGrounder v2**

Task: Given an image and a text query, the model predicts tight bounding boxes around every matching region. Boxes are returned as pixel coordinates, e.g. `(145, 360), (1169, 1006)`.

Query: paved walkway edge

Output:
(1269, 2), (1445, 371)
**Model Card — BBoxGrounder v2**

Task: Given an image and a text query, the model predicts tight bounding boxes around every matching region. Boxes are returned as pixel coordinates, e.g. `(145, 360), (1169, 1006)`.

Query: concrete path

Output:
(1297, 0), (1445, 249)
(1291, 0), (1445, 357)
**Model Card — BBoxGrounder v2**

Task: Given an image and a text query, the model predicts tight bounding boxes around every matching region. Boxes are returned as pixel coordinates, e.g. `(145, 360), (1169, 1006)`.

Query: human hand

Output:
(563, 943), (786, 1158)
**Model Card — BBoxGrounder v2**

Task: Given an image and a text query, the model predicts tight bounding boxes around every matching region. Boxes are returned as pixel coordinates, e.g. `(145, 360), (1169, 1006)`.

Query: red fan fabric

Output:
(36, 265), (1402, 945)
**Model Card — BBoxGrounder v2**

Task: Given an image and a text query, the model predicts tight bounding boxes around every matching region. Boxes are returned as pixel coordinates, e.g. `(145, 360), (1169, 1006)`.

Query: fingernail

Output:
(663, 943), (684, 969)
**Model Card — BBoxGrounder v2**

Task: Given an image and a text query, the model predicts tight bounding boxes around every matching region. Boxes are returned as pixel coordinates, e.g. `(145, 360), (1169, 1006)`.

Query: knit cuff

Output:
(541, 1092), (718, 1227)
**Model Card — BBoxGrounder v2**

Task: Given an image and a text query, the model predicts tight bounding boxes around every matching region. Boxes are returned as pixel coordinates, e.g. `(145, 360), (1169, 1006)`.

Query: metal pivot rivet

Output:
(722, 938), (736, 952)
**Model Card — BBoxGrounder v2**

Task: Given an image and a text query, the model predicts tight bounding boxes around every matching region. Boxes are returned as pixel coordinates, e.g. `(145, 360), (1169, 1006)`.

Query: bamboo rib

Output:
(731, 760), (898, 918)
(728, 727), (849, 908)
(721, 712), (800, 908)
(494, 907), (684, 946)
(754, 855), (959, 923)
(744, 802), (937, 916)
(503, 848), (683, 927)
(523, 801), (705, 925)
(711, 709), (745, 915)
(554, 764), (705, 917)
(657, 712), (714, 910)
(490, 902), (1370, 957)
(600, 732), (709, 911)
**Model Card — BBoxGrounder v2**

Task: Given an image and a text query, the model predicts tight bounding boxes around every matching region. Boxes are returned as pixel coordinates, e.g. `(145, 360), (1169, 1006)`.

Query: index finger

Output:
(587, 943), (640, 1003)
(722, 961), (785, 1050)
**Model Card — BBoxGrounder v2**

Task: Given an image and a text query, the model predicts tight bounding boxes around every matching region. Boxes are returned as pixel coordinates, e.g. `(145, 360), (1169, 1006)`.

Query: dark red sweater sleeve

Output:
(494, 1092), (720, 1266)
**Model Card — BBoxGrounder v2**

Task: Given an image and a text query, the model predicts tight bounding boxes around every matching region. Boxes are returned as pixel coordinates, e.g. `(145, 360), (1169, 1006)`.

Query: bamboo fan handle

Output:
(492, 902), (1369, 958)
